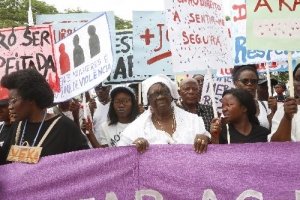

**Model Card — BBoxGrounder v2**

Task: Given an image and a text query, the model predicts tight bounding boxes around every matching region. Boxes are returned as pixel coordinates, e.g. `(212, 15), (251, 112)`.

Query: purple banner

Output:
(1, 143), (300, 199)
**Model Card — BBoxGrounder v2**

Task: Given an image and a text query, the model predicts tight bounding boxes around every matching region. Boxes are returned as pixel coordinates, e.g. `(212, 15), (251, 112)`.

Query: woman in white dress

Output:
(117, 74), (210, 153)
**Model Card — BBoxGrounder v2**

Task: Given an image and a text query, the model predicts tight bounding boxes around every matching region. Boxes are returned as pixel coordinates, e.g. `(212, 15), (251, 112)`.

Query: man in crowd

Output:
(92, 83), (112, 142)
(177, 77), (214, 131)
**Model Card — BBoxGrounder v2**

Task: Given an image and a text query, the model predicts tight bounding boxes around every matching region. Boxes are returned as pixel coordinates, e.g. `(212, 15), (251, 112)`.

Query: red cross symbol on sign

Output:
(140, 28), (154, 45)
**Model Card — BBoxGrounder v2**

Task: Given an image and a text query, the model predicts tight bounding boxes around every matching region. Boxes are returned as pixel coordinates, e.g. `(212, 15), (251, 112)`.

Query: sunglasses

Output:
(238, 79), (258, 85)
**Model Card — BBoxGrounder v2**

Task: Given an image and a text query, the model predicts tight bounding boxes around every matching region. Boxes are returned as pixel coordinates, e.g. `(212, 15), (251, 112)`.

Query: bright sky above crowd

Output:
(42, 0), (231, 20)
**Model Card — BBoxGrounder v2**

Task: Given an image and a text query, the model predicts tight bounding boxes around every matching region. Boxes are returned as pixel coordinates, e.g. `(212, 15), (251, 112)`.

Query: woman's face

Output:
(8, 89), (32, 122)
(234, 70), (258, 97)
(222, 94), (247, 123)
(113, 92), (133, 121)
(294, 67), (300, 98)
(147, 83), (173, 115)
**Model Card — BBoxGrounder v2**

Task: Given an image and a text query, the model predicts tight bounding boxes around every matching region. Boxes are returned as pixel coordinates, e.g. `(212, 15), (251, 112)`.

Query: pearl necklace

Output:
(153, 112), (176, 134)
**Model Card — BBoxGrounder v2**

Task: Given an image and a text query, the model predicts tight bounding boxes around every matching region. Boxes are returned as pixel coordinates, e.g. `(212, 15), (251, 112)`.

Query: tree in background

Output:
(62, 8), (133, 30)
(115, 16), (132, 30)
(0, 0), (58, 28)
(0, 0), (132, 30)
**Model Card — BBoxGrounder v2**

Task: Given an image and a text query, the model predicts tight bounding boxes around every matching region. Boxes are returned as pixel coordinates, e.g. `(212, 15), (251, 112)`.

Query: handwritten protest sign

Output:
(105, 30), (134, 84)
(215, 61), (292, 77)
(54, 14), (113, 102)
(201, 75), (234, 113)
(165, 0), (233, 73)
(0, 25), (58, 91)
(133, 11), (173, 79)
(246, 0), (300, 51)
(231, 0), (300, 65)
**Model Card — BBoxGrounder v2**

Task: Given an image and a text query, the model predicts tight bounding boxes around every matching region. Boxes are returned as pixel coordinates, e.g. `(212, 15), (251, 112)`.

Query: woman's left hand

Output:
(268, 96), (277, 113)
(133, 138), (149, 153)
(194, 134), (209, 154)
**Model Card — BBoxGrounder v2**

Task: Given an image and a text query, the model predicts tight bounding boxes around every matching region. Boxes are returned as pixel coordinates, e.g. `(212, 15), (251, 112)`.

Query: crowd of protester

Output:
(0, 63), (299, 165)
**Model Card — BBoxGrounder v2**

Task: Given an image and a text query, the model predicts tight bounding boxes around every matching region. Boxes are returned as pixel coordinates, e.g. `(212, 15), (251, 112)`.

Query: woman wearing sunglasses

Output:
(230, 64), (277, 130)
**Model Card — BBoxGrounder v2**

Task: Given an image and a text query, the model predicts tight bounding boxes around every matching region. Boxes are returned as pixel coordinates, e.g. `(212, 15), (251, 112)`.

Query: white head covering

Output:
(142, 74), (179, 105)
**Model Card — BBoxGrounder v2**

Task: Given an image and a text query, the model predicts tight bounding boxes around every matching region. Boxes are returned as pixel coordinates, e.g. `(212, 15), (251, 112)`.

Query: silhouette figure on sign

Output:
(59, 43), (70, 75)
(88, 25), (100, 58)
(73, 34), (85, 68)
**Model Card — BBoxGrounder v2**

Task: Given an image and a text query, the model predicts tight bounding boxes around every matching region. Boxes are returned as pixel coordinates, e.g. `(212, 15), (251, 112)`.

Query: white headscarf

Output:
(142, 74), (179, 105)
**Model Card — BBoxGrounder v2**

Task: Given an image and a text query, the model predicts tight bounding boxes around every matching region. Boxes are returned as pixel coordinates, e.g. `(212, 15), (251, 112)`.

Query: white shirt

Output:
(257, 100), (271, 129)
(99, 122), (128, 147)
(93, 100), (110, 142)
(269, 104), (300, 141)
(117, 106), (210, 146)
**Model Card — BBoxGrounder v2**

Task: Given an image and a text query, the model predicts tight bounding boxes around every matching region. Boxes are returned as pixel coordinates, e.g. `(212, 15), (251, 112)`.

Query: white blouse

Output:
(117, 106), (210, 146)
(257, 100), (271, 129)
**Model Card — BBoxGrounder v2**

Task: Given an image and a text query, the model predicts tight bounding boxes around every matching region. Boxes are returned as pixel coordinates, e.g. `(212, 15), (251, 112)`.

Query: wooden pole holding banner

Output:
(82, 92), (88, 120)
(265, 63), (272, 97)
(138, 83), (142, 105)
(207, 66), (218, 118)
(288, 52), (294, 98)
(27, 0), (34, 26)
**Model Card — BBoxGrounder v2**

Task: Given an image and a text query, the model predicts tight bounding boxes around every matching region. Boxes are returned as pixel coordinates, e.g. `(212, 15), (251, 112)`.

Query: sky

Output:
(41, 0), (231, 20)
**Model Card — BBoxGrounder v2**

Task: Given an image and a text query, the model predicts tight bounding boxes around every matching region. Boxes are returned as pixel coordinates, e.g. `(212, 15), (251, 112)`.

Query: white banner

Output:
(165, 0), (233, 73)
(201, 75), (234, 114)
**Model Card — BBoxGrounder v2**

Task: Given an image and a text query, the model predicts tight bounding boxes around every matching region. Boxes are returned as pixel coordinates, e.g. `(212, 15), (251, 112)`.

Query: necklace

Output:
(19, 111), (47, 146)
(153, 111), (176, 134)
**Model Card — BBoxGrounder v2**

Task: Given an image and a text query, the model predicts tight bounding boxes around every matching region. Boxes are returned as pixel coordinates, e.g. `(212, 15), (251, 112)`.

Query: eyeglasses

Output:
(8, 97), (21, 105)
(148, 91), (170, 100)
(238, 79), (258, 85)
(113, 98), (131, 105)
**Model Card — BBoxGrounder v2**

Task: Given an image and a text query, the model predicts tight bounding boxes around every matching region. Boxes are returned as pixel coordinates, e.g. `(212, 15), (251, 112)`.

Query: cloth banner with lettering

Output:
(1, 143), (300, 199)
(0, 25), (59, 91)
(165, 0), (233, 72)
(53, 13), (114, 102)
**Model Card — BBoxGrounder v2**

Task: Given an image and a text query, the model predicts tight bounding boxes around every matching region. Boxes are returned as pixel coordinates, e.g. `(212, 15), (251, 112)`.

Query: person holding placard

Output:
(82, 85), (139, 147)
(269, 64), (300, 142)
(0, 69), (89, 165)
(231, 64), (277, 130)
(92, 83), (111, 144)
(117, 74), (210, 154)
(210, 89), (269, 144)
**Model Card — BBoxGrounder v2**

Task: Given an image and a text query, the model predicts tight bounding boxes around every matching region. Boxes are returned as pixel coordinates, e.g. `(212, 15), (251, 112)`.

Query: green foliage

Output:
(271, 72), (289, 84)
(0, 0), (58, 28)
(64, 8), (88, 13)
(115, 16), (132, 30)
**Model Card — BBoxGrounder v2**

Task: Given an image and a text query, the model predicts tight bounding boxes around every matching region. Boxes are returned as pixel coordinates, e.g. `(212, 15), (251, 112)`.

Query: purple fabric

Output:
(1, 143), (300, 199)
